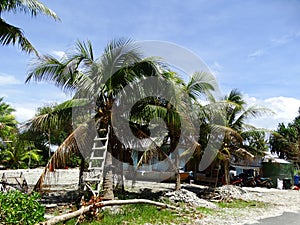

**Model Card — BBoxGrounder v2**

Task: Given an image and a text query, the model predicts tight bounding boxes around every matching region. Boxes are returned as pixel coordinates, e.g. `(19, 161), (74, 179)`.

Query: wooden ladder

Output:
(83, 127), (109, 197)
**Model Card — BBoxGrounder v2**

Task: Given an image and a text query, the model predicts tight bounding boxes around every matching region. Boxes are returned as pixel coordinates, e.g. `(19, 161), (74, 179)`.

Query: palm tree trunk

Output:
(175, 150), (181, 190)
(102, 151), (114, 200)
(224, 159), (230, 185)
(112, 148), (125, 193)
(78, 154), (85, 190)
(102, 127), (115, 200)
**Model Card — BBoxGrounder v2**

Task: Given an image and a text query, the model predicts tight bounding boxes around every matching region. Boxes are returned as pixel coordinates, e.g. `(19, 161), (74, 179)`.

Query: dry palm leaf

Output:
(33, 122), (95, 191)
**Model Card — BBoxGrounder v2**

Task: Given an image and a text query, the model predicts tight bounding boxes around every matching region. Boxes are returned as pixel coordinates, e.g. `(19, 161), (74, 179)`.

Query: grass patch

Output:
(196, 206), (215, 215)
(60, 204), (188, 225)
(217, 199), (267, 209)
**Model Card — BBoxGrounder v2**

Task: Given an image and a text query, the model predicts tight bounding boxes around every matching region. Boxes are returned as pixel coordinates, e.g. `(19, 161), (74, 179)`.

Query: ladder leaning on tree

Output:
(82, 126), (110, 197)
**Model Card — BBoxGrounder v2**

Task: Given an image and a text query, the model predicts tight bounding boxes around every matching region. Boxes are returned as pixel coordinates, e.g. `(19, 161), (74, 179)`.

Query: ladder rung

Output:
(88, 167), (104, 170)
(94, 137), (108, 141)
(92, 146), (106, 150)
(84, 178), (102, 182)
(90, 157), (104, 160)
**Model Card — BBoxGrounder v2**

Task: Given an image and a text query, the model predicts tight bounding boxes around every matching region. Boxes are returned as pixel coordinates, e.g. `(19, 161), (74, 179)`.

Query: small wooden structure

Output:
(0, 172), (28, 193)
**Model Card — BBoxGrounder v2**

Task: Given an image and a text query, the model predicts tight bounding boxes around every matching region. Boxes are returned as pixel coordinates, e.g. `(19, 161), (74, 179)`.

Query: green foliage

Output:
(270, 107), (300, 161)
(67, 153), (81, 167)
(217, 199), (267, 209)
(196, 206), (214, 215)
(242, 130), (268, 156)
(0, 191), (45, 225)
(21, 102), (73, 164)
(0, 97), (17, 145)
(60, 204), (186, 225)
(1, 137), (41, 169)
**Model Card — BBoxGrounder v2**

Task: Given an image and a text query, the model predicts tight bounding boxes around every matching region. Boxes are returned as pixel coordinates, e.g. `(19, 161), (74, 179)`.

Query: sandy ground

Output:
(2, 168), (300, 224)
(126, 181), (300, 225)
(0, 168), (80, 190)
(198, 187), (300, 225)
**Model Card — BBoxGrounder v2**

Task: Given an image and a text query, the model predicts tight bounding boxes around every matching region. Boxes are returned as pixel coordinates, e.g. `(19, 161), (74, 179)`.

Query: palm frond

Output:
(26, 54), (85, 92)
(0, 18), (38, 54)
(224, 89), (245, 106)
(33, 123), (94, 191)
(233, 105), (273, 131)
(185, 71), (218, 101)
(1, 0), (59, 20)
(22, 98), (87, 132)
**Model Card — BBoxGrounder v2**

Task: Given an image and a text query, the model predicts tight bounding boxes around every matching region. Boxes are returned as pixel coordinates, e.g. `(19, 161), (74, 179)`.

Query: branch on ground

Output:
(37, 199), (180, 225)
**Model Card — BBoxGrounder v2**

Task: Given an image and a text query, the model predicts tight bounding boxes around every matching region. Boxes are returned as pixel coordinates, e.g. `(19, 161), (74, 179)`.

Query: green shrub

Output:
(0, 191), (45, 225)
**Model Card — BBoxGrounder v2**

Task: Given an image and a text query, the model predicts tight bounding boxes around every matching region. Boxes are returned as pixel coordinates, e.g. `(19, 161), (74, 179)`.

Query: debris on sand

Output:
(162, 189), (217, 209)
(211, 185), (253, 202)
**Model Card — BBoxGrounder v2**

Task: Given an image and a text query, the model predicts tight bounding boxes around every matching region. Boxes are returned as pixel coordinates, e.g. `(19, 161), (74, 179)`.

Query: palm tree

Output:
(220, 89), (269, 184)
(26, 39), (162, 200)
(0, 97), (17, 144)
(0, 0), (59, 54)
(127, 70), (218, 190)
(26, 38), (220, 198)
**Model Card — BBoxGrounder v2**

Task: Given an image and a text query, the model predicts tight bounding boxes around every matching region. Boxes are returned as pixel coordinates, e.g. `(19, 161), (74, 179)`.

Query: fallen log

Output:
(37, 199), (179, 225)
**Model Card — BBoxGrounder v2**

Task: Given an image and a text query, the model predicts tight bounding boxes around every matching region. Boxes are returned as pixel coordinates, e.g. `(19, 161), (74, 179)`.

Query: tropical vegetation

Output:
(24, 38), (219, 199)
(0, 97), (17, 143)
(0, 98), (42, 168)
(0, 191), (45, 225)
(269, 108), (300, 162)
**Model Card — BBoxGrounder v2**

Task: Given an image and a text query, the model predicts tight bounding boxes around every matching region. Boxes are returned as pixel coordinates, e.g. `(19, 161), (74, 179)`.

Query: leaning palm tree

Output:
(219, 89), (270, 184)
(26, 39), (162, 200)
(0, 0), (59, 54)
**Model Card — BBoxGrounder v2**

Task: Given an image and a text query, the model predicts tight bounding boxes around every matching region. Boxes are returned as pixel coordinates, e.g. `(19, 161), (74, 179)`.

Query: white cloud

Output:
(247, 31), (300, 61)
(51, 50), (66, 59)
(13, 107), (36, 123)
(245, 95), (300, 130)
(0, 74), (22, 86)
(271, 32), (300, 45)
(248, 49), (265, 58)
(210, 61), (224, 76)
(213, 62), (223, 70)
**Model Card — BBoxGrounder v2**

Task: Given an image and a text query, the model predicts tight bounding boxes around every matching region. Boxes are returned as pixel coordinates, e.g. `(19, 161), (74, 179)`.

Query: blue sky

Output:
(1, 0), (300, 130)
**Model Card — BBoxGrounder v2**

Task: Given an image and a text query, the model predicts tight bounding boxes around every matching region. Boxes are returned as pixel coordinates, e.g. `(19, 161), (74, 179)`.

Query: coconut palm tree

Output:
(0, 0), (59, 54)
(128, 70), (218, 190)
(26, 39), (162, 200)
(219, 89), (270, 184)
(26, 38), (221, 198)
